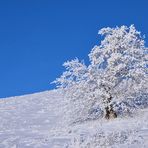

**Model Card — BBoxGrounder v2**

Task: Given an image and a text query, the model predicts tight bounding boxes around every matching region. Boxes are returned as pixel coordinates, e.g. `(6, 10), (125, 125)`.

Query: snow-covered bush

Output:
(53, 25), (148, 122)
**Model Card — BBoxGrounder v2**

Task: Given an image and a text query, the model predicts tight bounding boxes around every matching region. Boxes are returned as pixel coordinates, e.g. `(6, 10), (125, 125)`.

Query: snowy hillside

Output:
(0, 89), (148, 148)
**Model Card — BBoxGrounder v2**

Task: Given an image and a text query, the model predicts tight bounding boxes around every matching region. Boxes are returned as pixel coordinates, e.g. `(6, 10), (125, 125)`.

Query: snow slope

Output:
(0, 90), (148, 148)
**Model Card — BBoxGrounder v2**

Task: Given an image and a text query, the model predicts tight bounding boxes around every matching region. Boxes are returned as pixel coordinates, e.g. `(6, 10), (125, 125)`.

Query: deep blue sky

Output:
(0, 0), (148, 98)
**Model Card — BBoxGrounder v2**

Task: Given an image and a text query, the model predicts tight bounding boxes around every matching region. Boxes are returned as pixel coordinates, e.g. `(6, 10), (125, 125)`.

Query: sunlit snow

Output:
(0, 89), (148, 148)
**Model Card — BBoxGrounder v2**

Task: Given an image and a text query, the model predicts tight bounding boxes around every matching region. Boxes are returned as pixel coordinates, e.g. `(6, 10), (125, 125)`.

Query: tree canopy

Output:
(53, 25), (148, 121)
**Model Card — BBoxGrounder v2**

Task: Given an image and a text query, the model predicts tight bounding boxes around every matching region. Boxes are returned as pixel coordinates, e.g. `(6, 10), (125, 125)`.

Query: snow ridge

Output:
(0, 89), (148, 148)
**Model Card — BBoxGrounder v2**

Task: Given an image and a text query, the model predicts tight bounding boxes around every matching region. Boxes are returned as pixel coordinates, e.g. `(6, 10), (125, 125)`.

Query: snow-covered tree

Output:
(52, 58), (93, 122)
(89, 25), (147, 118)
(53, 25), (148, 121)
(52, 58), (88, 88)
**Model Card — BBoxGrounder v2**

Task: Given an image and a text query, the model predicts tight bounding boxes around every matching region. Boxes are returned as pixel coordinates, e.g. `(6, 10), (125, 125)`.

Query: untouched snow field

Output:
(0, 90), (148, 148)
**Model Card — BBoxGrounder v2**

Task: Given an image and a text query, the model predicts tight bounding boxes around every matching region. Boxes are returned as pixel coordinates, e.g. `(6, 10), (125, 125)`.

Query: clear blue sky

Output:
(0, 0), (148, 98)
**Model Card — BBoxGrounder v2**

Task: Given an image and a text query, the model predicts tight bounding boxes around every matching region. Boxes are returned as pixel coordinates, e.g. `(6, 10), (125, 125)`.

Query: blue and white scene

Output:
(0, 0), (148, 147)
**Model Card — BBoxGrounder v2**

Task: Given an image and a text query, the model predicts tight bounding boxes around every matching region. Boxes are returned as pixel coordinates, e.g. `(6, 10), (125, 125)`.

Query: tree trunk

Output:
(104, 95), (117, 119)
(105, 105), (117, 119)
(102, 85), (117, 119)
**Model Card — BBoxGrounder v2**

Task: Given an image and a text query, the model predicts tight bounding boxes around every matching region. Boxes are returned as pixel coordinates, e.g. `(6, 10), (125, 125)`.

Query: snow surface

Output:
(0, 89), (148, 148)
